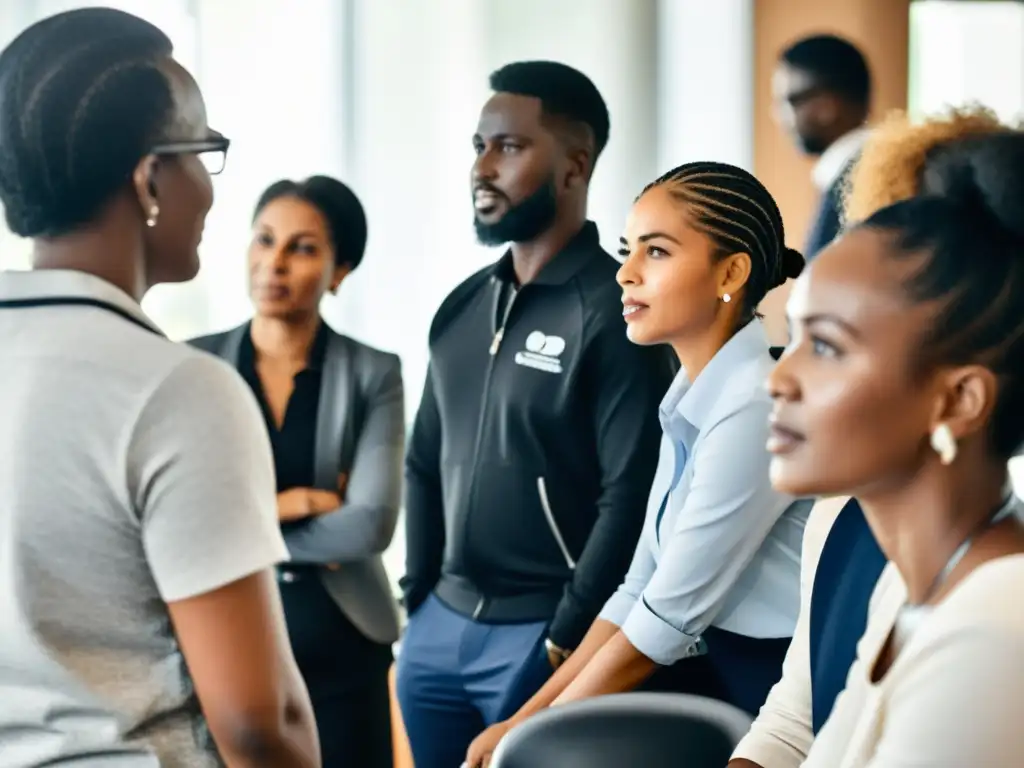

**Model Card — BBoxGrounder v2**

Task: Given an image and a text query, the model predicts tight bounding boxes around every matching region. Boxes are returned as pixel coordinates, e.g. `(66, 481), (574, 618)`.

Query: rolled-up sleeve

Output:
(619, 400), (794, 666)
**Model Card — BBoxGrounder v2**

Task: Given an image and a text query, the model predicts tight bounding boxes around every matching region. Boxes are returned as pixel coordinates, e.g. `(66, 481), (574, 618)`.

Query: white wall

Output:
(657, 0), (755, 171)
(189, 0), (352, 339)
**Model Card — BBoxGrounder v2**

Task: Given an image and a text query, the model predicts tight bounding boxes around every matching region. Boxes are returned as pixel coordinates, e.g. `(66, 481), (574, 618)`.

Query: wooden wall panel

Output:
(754, 0), (911, 343)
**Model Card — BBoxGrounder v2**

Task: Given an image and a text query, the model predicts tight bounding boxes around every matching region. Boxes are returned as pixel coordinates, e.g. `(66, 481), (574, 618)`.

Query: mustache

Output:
(473, 183), (507, 199)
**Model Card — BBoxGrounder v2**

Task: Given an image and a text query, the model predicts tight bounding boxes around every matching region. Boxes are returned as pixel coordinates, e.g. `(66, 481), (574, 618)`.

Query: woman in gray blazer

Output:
(192, 176), (403, 768)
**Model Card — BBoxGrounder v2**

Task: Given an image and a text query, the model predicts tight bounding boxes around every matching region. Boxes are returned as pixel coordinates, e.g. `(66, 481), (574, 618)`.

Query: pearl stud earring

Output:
(930, 422), (957, 465)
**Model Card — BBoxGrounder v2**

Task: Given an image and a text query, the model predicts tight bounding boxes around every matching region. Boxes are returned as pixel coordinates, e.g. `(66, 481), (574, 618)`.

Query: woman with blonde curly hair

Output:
(730, 105), (1019, 768)
(843, 105), (1013, 224)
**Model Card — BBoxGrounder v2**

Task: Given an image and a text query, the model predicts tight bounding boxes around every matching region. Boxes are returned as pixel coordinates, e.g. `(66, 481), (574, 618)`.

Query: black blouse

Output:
(237, 321), (328, 496)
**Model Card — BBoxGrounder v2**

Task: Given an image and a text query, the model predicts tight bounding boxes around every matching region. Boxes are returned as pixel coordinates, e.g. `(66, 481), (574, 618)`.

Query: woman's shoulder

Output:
(936, 554), (1024, 632)
(324, 327), (403, 391)
(327, 328), (400, 368)
(186, 322), (246, 355)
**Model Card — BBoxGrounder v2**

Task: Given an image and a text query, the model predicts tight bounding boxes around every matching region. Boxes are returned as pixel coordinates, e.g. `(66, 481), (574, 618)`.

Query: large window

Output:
(909, 0), (1024, 121)
(0, 0), (352, 341)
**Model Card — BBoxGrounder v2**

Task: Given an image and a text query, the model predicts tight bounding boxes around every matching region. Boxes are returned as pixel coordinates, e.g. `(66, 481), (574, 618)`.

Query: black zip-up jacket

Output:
(401, 222), (675, 649)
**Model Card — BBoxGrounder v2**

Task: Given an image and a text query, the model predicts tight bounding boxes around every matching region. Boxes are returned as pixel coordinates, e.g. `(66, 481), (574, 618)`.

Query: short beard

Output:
(474, 177), (558, 246)
(798, 133), (829, 156)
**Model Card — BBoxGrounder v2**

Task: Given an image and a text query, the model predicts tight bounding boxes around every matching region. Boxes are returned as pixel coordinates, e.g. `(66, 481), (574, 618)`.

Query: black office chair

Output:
(488, 692), (753, 768)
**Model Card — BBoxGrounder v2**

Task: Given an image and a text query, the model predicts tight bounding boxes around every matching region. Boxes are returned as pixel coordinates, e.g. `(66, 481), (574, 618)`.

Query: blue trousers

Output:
(395, 595), (553, 768)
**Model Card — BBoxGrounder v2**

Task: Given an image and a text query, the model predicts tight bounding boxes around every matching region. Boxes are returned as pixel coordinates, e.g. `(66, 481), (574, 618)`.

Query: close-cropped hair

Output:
(0, 8), (175, 237)
(780, 34), (871, 108)
(859, 131), (1024, 458)
(253, 176), (369, 271)
(844, 105), (1015, 224)
(489, 60), (610, 162)
(643, 162), (805, 322)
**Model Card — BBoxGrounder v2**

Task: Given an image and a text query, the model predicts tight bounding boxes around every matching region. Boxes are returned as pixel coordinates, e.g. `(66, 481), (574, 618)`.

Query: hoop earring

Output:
(146, 204), (159, 228)
(930, 422), (957, 465)
(722, 293), (731, 304)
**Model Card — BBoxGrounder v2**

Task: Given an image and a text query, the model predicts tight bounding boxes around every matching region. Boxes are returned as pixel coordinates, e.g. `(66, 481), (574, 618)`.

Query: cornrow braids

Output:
(0, 8), (174, 237)
(644, 162), (804, 320)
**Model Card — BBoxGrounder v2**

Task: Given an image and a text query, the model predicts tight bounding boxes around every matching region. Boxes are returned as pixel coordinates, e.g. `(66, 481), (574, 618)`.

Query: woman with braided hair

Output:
(466, 162), (811, 767)
(0, 8), (318, 767)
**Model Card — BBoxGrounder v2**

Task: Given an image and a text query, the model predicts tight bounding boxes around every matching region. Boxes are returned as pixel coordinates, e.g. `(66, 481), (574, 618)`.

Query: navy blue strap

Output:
(0, 296), (160, 336)
(808, 498), (887, 733)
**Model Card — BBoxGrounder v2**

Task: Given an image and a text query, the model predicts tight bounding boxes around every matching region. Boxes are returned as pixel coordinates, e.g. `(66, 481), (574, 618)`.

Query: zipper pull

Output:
(489, 327), (505, 355)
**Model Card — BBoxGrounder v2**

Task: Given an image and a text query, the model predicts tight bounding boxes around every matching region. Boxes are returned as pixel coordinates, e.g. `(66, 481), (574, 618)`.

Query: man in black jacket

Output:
(395, 60), (674, 768)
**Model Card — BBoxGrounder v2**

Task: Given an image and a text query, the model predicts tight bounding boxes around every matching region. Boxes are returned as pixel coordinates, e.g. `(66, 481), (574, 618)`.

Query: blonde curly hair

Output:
(843, 105), (1017, 224)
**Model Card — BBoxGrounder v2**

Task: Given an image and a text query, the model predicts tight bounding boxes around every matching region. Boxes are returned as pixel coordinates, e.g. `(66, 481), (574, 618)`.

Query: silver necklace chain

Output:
(894, 495), (1017, 654)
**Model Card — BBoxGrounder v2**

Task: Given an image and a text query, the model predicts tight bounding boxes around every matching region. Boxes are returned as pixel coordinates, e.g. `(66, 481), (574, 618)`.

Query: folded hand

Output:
(276, 488), (342, 522)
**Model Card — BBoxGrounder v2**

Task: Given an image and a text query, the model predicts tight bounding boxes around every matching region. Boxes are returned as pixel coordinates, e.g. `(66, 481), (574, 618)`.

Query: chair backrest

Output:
(489, 692), (753, 768)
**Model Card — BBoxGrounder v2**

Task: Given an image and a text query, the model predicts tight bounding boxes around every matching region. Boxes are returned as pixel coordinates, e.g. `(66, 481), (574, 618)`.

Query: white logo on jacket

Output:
(515, 331), (565, 374)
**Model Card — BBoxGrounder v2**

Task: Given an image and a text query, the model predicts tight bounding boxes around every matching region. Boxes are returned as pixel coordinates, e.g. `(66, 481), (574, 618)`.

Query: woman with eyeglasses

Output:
(0, 9), (319, 767)
(192, 175), (403, 768)
(769, 129), (1024, 766)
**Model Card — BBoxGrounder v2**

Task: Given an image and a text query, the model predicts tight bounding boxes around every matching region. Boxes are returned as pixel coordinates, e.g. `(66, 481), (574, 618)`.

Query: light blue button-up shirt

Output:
(599, 320), (811, 666)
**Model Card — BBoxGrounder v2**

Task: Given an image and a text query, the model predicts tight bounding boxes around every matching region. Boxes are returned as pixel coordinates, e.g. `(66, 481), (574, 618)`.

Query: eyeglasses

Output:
(150, 135), (231, 175)
(784, 86), (825, 110)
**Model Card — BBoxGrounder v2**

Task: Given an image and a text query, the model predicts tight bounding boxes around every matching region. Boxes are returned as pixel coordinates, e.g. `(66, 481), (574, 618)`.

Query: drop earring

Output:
(722, 293), (731, 304)
(930, 422), (957, 465)
(146, 204), (159, 228)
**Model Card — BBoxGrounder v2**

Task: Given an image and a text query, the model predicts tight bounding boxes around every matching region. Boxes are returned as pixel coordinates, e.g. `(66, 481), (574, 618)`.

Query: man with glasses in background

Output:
(772, 34), (872, 261)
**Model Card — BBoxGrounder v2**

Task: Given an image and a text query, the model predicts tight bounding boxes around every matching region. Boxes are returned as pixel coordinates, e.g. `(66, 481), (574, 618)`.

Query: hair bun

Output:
(922, 133), (1024, 243)
(781, 246), (805, 281)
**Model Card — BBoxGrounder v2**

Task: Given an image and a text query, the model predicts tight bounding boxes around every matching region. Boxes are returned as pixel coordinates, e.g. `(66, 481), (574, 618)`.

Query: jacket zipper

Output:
(537, 477), (576, 570)
(463, 281), (520, 601)
(489, 286), (517, 355)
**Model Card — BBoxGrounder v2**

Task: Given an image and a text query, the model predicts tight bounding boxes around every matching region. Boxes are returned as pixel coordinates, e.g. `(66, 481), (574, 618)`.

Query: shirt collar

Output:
(0, 268), (162, 334)
(491, 221), (601, 286)
(812, 127), (870, 191)
(660, 320), (770, 437)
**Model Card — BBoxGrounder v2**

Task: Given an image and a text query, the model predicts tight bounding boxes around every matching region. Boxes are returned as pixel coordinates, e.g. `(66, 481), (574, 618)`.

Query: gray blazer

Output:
(190, 322), (403, 645)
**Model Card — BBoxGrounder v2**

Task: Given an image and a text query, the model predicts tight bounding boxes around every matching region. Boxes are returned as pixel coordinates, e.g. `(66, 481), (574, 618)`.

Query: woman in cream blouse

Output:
(765, 126), (1024, 766)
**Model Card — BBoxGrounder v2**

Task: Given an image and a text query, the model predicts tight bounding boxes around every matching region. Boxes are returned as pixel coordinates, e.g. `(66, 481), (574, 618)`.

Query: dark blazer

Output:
(191, 322), (404, 645)
(808, 497), (886, 732)
(804, 155), (861, 262)
(803, 176), (844, 262)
